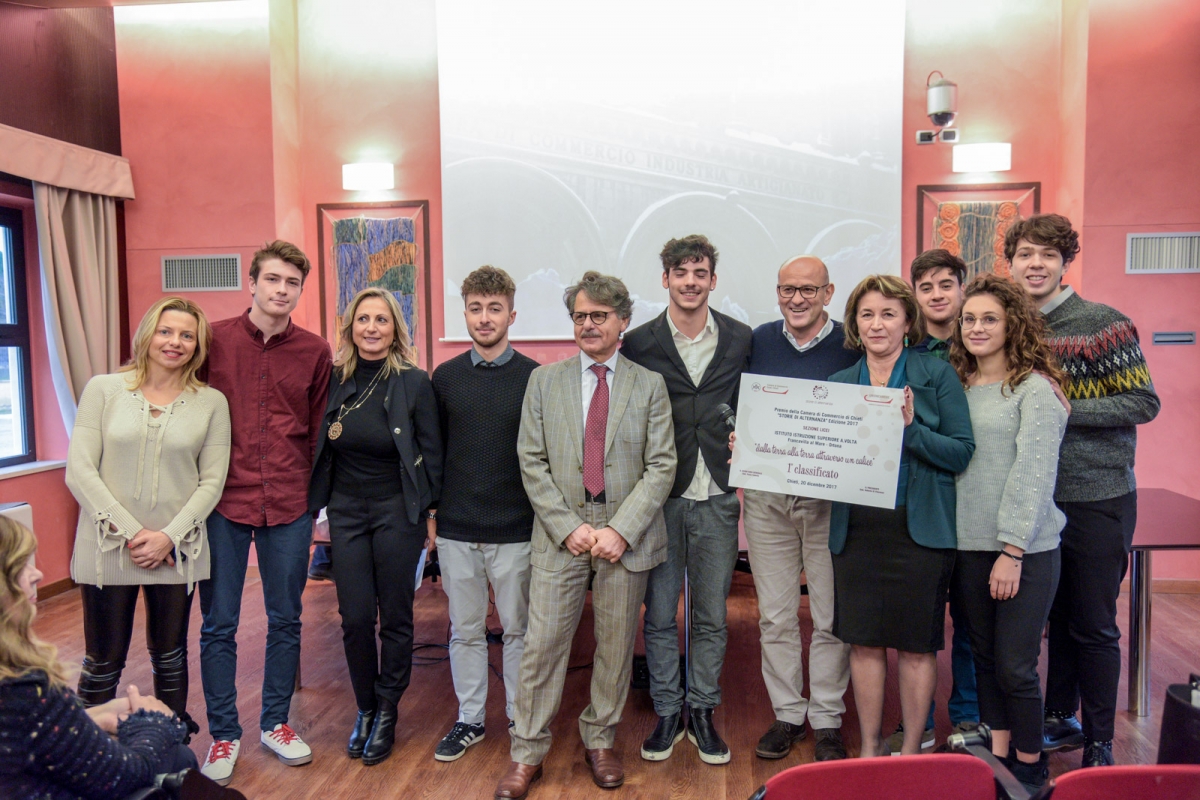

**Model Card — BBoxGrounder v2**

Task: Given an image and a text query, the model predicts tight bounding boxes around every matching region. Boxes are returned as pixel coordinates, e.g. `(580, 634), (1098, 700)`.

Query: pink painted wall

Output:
(0, 183), (78, 585)
(116, 9), (279, 333)
(1082, 0), (1200, 579)
(107, 0), (1200, 584)
(901, 0), (1079, 285)
(290, 0), (441, 364)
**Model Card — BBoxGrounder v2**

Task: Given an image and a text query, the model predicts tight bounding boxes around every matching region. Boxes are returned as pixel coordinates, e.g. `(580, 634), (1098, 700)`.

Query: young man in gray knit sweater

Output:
(1007, 214), (1160, 768)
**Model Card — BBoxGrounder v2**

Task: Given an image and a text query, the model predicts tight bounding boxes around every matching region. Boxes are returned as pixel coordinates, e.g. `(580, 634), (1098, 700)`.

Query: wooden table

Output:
(1128, 488), (1200, 716)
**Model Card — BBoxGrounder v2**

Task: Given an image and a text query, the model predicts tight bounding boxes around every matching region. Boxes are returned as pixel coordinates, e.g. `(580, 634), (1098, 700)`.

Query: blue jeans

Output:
(927, 589), (980, 729)
(310, 544), (332, 571)
(157, 743), (199, 775)
(642, 493), (741, 715)
(199, 510), (312, 740)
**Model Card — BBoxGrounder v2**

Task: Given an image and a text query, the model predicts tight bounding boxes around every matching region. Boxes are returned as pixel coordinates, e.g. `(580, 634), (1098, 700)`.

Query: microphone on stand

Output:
(715, 403), (736, 432)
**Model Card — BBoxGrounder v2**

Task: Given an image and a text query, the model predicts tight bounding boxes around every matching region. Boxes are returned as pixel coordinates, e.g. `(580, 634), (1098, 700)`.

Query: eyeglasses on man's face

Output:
(570, 310), (612, 326)
(776, 284), (828, 300)
(960, 314), (1003, 330)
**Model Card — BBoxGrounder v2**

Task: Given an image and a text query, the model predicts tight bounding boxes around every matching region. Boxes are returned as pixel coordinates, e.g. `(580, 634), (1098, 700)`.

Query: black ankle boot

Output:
(687, 706), (730, 765)
(347, 709), (376, 759)
(362, 706), (398, 766)
(1009, 753), (1050, 795)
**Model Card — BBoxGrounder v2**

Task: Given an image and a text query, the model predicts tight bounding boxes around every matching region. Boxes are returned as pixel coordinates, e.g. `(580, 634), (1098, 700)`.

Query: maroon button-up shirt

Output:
(205, 311), (332, 527)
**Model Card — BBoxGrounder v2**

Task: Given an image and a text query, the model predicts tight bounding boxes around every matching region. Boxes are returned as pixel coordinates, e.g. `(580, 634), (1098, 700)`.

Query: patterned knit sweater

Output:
(1042, 288), (1160, 503)
(0, 671), (188, 800)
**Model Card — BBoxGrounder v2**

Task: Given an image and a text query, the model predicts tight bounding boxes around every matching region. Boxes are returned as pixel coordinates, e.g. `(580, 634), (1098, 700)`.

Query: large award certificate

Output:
(729, 373), (905, 509)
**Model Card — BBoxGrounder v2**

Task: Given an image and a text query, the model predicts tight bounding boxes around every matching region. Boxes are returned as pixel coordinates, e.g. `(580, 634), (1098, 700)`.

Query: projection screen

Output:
(438, 0), (904, 340)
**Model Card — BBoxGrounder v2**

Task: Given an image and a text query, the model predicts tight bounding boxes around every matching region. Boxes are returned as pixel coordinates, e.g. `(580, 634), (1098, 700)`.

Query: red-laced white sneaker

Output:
(200, 739), (240, 786)
(261, 722), (313, 765)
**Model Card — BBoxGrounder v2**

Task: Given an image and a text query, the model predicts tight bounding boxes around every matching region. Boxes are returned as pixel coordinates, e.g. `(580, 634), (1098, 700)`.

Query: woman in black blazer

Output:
(309, 287), (443, 767)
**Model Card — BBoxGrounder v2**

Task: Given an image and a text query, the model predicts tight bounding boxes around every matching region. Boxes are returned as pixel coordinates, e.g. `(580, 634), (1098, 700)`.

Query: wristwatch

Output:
(426, 510), (437, 520)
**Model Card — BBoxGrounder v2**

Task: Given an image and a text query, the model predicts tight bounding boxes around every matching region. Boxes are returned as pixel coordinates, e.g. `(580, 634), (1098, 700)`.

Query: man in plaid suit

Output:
(494, 272), (676, 798)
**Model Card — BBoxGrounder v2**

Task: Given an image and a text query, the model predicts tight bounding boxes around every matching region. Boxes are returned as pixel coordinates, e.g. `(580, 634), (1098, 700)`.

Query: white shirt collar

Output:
(580, 349), (619, 375)
(666, 308), (717, 342)
(1038, 285), (1075, 315)
(783, 316), (834, 352)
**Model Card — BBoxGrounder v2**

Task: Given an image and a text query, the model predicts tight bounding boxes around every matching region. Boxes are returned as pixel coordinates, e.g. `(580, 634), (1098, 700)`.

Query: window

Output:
(0, 207), (34, 467)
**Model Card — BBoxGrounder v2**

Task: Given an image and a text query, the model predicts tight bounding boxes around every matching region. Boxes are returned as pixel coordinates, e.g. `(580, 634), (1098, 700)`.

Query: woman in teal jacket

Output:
(827, 275), (974, 758)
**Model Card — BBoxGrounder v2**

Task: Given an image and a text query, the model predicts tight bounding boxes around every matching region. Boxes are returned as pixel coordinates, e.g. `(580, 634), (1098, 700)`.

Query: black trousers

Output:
(954, 548), (1060, 755)
(1045, 491), (1137, 741)
(327, 491), (425, 711)
(78, 583), (194, 723)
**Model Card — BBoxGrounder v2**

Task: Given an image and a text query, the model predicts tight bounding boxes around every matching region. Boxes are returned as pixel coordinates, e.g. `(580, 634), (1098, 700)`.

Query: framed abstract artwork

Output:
(316, 201), (433, 368)
(916, 183), (1040, 280)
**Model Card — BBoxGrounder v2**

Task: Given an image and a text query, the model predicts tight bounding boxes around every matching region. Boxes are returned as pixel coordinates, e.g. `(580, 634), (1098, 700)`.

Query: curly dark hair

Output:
(1003, 214), (1081, 265)
(659, 234), (719, 273)
(460, 265), (517, 306)
(949, 273), (1068, 393)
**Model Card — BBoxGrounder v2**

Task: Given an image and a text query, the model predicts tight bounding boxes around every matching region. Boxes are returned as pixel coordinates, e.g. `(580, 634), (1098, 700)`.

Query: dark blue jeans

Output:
(157, 743), (199, 774)
(199, 510), (311, 741)
(310, 544), (332, 571)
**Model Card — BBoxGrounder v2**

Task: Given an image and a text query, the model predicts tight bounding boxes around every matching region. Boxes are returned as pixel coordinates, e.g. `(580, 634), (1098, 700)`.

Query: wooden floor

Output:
(34, 570), (1197, 799)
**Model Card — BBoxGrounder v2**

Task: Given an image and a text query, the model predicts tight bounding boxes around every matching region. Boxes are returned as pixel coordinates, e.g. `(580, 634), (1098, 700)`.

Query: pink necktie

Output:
(583, 364), (609, 498)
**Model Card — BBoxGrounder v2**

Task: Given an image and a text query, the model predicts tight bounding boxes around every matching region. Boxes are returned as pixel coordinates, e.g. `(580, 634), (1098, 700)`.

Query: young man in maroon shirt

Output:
(198, 241), (332, 786)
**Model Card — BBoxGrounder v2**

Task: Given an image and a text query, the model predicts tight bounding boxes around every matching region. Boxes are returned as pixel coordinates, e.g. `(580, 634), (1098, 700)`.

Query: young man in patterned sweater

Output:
(1007, 214), (1160, 768)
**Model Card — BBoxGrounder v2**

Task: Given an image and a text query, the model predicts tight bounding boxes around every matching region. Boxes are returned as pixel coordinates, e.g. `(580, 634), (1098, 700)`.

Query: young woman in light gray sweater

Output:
(65, 297), (230, 736)
(949, 274), (1068, 794)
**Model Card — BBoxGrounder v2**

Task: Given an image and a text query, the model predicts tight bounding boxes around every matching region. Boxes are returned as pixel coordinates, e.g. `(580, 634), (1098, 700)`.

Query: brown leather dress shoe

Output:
(584, 748), (625, 789)
(494, 761), (542, 799)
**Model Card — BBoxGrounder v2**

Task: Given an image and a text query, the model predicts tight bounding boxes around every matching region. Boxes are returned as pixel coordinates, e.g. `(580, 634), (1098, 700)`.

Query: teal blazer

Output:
(828, 351), (974, 554)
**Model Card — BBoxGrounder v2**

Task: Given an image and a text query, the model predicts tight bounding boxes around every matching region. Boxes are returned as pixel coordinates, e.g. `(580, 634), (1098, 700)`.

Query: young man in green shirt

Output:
(911, 248), (966, 361)
(893, 249), (980, 753)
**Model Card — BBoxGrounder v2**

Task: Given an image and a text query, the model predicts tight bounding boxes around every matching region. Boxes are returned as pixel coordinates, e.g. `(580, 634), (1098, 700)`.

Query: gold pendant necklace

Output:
(327, 364), (386, 441)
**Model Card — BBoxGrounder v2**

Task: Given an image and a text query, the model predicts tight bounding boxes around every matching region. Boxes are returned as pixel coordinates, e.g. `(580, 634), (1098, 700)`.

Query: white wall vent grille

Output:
(1126, 233), (1200, 274)
(162, 254), (242, 291)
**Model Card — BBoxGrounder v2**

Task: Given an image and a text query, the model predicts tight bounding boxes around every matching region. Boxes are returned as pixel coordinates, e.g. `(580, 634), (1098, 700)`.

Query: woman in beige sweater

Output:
(65, 297), (230, 736)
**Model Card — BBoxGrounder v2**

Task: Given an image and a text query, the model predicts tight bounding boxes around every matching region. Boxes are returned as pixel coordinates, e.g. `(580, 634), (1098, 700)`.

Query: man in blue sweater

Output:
(743, 256), (860, 761)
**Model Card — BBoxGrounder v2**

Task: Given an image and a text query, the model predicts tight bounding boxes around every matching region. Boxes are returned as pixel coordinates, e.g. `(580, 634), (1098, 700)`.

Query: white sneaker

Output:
(200, 739), (240, 786)
(261, 723), (313, 765)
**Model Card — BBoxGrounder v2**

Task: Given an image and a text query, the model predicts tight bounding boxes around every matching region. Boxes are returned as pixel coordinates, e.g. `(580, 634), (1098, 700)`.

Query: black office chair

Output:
(947, 724), (1032, 800)
(121, 770), (248, 800)
(1158, 674), (1200, 765)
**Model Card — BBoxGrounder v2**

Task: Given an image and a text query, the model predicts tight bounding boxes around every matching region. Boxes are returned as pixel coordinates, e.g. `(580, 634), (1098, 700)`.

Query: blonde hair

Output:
(121, 297), (211, 392)
(0, 518), (68, 689)
(842, 274), (926, 351)
(334, 288), (418, 382)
